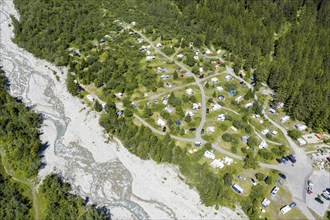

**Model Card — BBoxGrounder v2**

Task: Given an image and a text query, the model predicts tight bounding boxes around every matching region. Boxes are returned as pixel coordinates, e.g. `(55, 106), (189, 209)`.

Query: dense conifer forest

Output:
(12, 0), (330, 132)
(0, 69), (42, 177)
(0, 68), (108, 219)
(7, 0), (330, 218)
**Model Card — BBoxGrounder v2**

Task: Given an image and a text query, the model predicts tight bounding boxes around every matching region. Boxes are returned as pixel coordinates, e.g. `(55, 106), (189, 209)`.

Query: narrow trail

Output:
(86, 26), (315, 220)
(0, 149), (40, 220)
(248, 121), (282, 146)
(132, 29), (207, 143)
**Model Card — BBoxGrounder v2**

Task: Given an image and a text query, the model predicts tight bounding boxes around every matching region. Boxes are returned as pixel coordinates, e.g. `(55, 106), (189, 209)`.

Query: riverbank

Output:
(0, 0), (246, 219)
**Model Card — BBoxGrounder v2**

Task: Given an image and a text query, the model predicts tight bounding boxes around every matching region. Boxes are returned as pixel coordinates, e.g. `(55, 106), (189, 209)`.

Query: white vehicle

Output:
(280, 205), (291, 214)
(271, 186), (280, 196)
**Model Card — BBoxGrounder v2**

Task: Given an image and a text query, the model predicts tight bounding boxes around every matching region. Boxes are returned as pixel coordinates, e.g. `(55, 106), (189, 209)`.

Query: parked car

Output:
(162, 127), (166, 132)
(315, 197), (324, 204)
(237, 175), (244, 181)
(279, 173), (287, 179)
(287, 154), (296, 163)
(206, 108), (209, 114)
(189, 128), (196, 131)
(271, 186), (280, 196)
(276, 179), (284, 185)
(307, 180), (313, 194)
(289, 202), (297, 208)
(201, 129), (205, 134)
(276, 158), (283, 164)
(281, 156), (288, 164)
(250, 178), (257, 186)
(264, 176), (269, 183)
(322, 191), (330, 200)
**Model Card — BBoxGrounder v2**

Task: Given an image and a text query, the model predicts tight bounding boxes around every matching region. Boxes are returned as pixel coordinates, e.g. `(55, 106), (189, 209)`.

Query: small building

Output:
(280, 205), (291, 215)
(268, 108), (276, 114)
(164, 106), (173, 113)
(199, 67), (204, 72)
(212, 103), (221, 111)
(186, 88), (194, 95)
(280, 115), (290, 123)
(162, 99), (168, 105)
(216, 86), (224, 92)
(302, 133), (323, 144)
(261, 129), (269, 135)
(232, 184), (244, 194)
(315, 133), (323, 140)
(86, 95), (94, 102)
(192, 103), (202, 110)
(156, 43), (163, 48)
(157, 67), (165, 72)
(225, 75), (233, 81)
(217, 114), (225, 121)
(185, 111), (194, 117)
(277, 102), (285, 109)
(146, 56), (155, 61)
(210, 159), (224, 169)
(140, 45), (149, 51)
(217, 114), (225, 122)
(101, 103), (106, 110)
(272, 130), (278, 136)
(295, 124), (307, 131)
(177, 54), (184, 59)
(156, 118), (166, 127)
(164, 83), (172, 88)
(132, 102), (137, 109)
(245, 102), (254, 108)
(297, 138), (307, 146)
(218, 95), (225, 101)
(175, 120), (181, 126)
(206, 126), (215, 133)
(205, 49), (212, 54)
(235, 96), (244, 103)
(259, 140), (269, 149)
(216, 49), (222, 54)
(241, 136), (250, 143)
(224, 156), (233, 165)
(261, 198), (271, 208)
(194, 56), (199, 60)
(231, 126), (238, 132)
(204, 151), (215, 160)
(211, 77), (219, 83)
(136, 38), (143, 44)
(114, 92), (124, 98)
(161, 74), (170, 79)
(229, 90), (235, 95)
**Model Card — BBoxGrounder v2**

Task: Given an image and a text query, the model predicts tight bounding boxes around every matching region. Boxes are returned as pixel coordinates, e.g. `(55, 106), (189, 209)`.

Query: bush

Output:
(222, 133), (233, 142)
(287, 129), (302, 140)
(255, 173), (265, 181)
(265, 176), (273, 185)
(94, 100), (103, 112)
(247, 136), (259, 148)
(258, 149), (274, 160)
(231, 145), (238, 153)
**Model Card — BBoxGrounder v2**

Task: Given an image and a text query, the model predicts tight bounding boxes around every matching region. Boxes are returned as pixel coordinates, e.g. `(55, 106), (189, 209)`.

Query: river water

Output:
(0, 1), (177, 219)
(0, 1), (249, 219)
